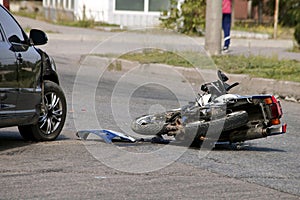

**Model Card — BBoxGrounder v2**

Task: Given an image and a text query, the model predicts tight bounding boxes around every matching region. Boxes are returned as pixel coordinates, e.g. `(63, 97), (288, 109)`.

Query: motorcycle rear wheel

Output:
(186, 111), (248, 147)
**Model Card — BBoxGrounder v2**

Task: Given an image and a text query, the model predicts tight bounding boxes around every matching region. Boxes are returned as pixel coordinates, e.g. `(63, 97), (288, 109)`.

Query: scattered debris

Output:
(76, 129), (173, 144)
(76, 129), (136, 143)
(284, 96), (298, 103)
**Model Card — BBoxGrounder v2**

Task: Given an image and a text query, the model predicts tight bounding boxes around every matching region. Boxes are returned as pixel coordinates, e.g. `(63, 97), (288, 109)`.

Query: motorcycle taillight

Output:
(265, 96), (282, 125)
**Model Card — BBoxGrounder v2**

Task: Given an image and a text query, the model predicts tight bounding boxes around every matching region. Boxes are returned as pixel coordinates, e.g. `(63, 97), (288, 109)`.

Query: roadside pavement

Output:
(16, 16), (300, 101)
(17, 16), (299, 61)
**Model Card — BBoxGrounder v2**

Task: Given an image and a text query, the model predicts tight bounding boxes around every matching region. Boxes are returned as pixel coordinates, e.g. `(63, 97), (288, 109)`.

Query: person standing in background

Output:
(222, 0), (232, 52)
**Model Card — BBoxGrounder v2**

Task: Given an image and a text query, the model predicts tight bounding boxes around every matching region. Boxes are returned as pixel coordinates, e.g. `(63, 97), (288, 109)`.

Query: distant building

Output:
(234, 0), (250, 20)
(43, 0), (170, 27)
(42, 0), (272, 27)
(234, 0), (272, 23)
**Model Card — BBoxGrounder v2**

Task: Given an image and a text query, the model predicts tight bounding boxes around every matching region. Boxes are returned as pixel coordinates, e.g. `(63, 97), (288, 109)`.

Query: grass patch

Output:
(233, 22), (295, 39)
(288, 45), (300, 53)
(120, 49), (193, 68)
(118, 49), (215, 69)
(55, 19), (96, 28)
(93, 49), (300, 83)
(213, 54), (300, 82)
(23, 26), (59, 34)
(14, 10), (118, 29)
(12, 10), (41, 19)
(47, 20), (120, 29)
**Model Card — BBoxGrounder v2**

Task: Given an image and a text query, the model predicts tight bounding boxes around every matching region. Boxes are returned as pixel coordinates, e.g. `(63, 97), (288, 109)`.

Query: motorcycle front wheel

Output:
(131, 113), (167, 135)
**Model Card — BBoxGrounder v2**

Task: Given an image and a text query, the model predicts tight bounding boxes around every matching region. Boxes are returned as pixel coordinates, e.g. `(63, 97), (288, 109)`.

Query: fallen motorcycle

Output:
(131, 70), (287, 148)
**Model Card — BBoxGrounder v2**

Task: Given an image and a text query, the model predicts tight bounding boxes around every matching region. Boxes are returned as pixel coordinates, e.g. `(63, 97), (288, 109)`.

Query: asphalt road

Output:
(0, 17), (299, 199)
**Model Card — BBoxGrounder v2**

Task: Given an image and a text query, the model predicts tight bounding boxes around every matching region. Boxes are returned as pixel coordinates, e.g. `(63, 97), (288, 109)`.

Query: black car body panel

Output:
(0, 5), (61, 128)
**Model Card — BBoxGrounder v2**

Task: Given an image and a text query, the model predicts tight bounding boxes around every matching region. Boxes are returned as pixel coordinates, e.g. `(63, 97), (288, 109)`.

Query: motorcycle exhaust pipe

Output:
(229, 127), (268, 143)
(229, 124), (286, 143)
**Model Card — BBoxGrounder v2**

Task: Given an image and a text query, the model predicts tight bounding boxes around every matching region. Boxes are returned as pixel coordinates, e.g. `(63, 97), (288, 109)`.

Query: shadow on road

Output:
(213, 143), (286, 152)
(237, 146), (286, 152)
(0, 130), (30, 152)
(88, 138), (287, 153)
(0, 130), (71, 152)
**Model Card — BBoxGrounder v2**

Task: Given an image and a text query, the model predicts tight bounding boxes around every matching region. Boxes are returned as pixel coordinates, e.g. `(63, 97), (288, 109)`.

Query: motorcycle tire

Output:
(186, 111), (248, 147)
(131, 113), (167, 135)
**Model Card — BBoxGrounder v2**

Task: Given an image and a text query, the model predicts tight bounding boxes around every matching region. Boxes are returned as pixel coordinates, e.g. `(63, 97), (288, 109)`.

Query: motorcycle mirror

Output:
(201, 84), (208, 92)
(218, 70), (229, 82)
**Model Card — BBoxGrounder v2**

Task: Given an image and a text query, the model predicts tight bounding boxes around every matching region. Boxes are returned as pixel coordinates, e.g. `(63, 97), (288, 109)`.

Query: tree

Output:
(160, 0), (206, 35)
(252, 0), (264, 24)
(266, 0), (300, 27)
(265, 0), (300, 43)
(159, 0), (180, 30)
(295, 25), (300, 46)
(180, 0), (206, 34)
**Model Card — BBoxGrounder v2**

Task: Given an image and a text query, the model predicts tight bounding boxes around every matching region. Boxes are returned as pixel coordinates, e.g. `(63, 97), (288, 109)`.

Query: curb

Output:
(227, 75), (300, 103)
(231, 30), (271, 40)
(86, 55), (300, 103)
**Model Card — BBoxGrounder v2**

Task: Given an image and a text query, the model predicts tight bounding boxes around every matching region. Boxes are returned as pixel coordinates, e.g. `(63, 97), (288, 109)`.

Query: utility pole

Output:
(273, 0), (280, 39)
(205, 0), (222, 55)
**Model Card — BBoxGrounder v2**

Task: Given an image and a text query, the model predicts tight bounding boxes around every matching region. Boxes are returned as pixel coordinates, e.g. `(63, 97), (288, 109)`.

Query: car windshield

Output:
(0, 5), (28, 44)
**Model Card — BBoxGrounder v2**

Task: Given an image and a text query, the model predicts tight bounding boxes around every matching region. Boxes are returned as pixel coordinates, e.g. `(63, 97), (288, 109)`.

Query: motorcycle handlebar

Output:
(225, 82), (239, 91)
(200, 80), (239, 93)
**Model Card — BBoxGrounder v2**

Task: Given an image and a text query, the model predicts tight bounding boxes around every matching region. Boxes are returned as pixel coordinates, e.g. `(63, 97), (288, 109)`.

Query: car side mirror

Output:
(29, 29), (48, 45)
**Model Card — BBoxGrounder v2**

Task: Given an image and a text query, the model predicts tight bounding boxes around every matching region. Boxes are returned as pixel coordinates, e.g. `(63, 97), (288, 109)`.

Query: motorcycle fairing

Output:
(76, 129), (136, 143)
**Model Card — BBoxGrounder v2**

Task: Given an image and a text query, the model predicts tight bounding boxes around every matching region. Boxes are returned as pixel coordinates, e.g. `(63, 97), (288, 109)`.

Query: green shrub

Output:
(294, 24), (300, 46)
(180, 0), (206, 35)
(160, 0), (206, 35)
(160, 0), (180, 30)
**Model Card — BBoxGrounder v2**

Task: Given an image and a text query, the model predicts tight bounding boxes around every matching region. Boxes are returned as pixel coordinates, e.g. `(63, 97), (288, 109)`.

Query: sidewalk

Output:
(17, 16), (299, 60)
(229, 38), (299, 62)
(16, 16), (300, 101)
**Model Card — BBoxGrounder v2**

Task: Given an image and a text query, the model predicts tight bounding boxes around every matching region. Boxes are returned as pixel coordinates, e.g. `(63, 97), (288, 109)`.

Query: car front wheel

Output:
(18, 81), (67, 141)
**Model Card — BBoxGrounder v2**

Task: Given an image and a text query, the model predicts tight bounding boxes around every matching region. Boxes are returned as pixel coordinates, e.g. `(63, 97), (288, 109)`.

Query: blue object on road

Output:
(76, 129), (136, 143)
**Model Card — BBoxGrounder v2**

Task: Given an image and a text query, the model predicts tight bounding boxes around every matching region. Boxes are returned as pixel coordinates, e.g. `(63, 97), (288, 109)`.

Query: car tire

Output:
(18, 125), (35, 141)
(18, 81), (67, 141)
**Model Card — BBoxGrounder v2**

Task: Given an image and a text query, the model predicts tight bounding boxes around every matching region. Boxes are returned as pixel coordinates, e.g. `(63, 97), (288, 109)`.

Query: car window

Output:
(0, 28), (4, 41)
(0, 6), (28, 44)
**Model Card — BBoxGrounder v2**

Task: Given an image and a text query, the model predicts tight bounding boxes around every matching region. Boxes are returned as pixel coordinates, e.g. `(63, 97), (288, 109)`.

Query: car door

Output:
(0, 5), (42, 125)
(15, 42), (42, 123)
(0, 11), (19, 126)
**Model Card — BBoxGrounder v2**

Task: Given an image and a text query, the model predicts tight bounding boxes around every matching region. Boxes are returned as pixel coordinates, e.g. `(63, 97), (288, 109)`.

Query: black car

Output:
(0, 5), (66, 141)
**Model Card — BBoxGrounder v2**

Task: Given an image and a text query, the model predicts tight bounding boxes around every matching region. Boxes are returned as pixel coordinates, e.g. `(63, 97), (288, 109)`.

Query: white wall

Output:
(74, 0), (164, 27)
(110, 12), (161, 27)
(42, 0), (173, 27)
(106, 0), (162, 27)
(74, 0), (109, 22)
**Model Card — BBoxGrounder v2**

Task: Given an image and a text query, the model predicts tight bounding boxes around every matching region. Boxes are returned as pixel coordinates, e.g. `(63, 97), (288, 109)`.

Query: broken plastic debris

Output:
(76, 129), (136, 143)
